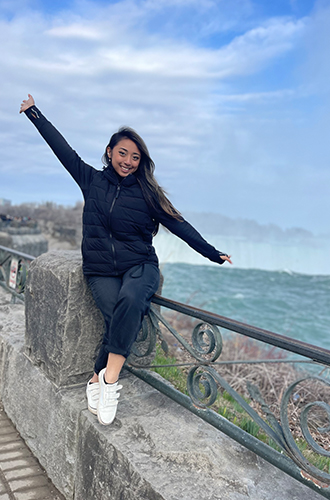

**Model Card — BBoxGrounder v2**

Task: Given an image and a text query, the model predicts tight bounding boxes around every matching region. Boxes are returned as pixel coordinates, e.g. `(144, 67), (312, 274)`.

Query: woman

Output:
(19, 94), (232, 426)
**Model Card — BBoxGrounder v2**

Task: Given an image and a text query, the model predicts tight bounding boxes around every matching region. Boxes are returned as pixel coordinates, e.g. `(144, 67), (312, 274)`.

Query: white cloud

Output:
(210, 17), (305, 78)
(300, 1), (330, 95)
(0, 0), (329, 234)
(47, 23), (103, 40)
(216, 89), (296, 103)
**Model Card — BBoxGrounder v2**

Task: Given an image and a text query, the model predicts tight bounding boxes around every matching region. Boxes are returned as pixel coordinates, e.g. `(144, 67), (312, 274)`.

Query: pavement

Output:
(0, 401), (65, 500)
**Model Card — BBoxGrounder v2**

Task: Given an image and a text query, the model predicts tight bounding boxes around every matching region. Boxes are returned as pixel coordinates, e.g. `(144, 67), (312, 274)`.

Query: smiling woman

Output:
(19, 93), (232, 427)
(107, 138), (141, 176)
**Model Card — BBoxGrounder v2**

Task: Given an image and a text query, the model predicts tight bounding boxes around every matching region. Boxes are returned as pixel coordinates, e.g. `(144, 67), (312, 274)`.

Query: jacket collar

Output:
(103, 166), (138, 187)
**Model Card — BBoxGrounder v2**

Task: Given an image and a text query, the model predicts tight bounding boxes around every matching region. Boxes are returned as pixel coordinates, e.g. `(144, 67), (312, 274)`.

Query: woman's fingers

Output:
(19, 94), (35, 113)
(222, 255), (233, 265)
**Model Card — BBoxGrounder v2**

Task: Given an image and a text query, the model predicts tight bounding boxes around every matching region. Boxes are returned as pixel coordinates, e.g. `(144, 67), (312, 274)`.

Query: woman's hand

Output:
(19, 94), (35, 114)
(221, 254), (233, 265)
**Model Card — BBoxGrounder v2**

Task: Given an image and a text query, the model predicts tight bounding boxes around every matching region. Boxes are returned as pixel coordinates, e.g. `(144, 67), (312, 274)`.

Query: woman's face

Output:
(107, 138), (141, 177)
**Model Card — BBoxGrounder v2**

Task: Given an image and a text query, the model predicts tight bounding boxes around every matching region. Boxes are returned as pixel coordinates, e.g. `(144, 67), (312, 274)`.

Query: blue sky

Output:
(0, 0), (329, 235)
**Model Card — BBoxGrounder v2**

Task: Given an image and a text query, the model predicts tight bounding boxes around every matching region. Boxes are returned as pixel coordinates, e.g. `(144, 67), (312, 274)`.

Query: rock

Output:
(25, 251), (104, 387)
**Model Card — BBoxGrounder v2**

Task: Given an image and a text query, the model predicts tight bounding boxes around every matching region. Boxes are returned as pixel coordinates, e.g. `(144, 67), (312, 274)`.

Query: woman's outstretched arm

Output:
(19, 94), (94, 192)
(153, 205), (232, 265)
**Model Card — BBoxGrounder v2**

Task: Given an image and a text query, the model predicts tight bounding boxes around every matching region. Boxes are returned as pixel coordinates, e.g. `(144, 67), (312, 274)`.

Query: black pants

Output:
(87, 263), (160, 374)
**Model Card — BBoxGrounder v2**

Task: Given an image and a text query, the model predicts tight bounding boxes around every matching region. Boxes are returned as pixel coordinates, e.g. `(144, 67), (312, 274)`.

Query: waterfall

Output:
(154, 230), (330, 275)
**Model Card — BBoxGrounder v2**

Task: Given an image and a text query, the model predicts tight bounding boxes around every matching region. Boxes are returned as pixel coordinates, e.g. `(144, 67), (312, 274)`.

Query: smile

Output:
(120, 165), (132, 173)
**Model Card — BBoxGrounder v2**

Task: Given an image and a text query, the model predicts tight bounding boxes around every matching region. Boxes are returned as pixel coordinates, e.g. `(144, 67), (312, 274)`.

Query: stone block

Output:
(25, 251), (104, 387)
(0, 335), (80, 499)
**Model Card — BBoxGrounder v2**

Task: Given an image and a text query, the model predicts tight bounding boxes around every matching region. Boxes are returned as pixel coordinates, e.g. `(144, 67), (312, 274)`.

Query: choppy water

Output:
(160, 263), (330, 351)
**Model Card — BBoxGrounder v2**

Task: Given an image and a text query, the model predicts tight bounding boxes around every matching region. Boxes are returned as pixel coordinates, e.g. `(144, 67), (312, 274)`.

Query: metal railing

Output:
(1, 244), (329, 496)
(0, 245), (35, 301)
(128, 296), (330, 497)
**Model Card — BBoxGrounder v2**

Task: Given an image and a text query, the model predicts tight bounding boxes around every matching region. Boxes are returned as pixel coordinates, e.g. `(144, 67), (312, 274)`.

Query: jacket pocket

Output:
(130, 264), (144, 278)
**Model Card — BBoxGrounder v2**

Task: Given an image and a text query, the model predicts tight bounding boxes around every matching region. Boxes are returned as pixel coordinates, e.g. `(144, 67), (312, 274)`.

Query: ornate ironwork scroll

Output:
(128, 301), (330, 496)
(187, 366), (330, 485)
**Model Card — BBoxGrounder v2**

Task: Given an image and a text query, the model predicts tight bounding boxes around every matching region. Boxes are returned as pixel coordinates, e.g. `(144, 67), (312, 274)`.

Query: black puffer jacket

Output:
(25, 106), (227, 276)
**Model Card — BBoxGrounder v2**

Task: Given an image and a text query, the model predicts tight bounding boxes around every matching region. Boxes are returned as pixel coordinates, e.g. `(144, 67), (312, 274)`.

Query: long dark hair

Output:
(102, 127), (182, 228)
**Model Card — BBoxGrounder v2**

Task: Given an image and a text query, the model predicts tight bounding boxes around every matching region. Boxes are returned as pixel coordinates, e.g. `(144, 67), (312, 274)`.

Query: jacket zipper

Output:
(109, 184), (121, 274)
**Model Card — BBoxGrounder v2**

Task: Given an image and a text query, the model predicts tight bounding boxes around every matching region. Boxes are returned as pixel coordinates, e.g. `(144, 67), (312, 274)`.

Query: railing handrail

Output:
(1, 243), (328, 366)
(0, 244), (36, 261)
(151, 294), (330, 366)
(1, 242), (328, 366)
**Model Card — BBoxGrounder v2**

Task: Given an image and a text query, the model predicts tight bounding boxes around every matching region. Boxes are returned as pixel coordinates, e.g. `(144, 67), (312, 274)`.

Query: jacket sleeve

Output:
(152, 204), (228, 265)
(24, 106), (95, 192)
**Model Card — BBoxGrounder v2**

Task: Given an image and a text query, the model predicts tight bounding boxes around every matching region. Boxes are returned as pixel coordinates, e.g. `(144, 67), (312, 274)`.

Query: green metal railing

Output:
(1, 244), (329, 496)
(0, 245), (35, 301)
(128, 297), (330, 497)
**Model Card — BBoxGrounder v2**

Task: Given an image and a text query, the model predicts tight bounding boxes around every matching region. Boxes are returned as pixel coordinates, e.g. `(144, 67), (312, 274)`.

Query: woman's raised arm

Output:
(19, 94), (95, 192)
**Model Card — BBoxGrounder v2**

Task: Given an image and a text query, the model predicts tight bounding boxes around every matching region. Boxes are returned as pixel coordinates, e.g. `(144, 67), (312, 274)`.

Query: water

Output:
(154, 230), (330, 275)
(160, 263), (330, 352)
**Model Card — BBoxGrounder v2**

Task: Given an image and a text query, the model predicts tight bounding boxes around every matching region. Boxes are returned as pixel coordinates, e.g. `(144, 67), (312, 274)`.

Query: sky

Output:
(0, 0), (329, 236)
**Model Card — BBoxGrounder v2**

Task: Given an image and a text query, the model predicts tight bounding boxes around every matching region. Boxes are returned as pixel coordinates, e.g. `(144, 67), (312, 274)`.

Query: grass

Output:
(152, 345), (276, 444)
(151, 339), (330, 474)
(152, 346), (188, 395)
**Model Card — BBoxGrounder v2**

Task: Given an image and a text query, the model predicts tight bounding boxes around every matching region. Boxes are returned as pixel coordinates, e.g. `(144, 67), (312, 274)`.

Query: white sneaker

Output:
(97, 368), (123, 426)
(86, 379), (100, 415)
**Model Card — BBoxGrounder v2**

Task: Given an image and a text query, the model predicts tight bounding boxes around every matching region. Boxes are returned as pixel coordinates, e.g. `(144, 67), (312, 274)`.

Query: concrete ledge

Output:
(0, 322), (322, 500)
